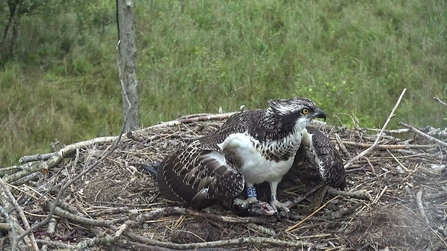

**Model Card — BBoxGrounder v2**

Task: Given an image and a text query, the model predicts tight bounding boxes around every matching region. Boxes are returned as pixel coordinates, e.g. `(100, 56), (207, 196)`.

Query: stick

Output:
(152, 112), (237, 128)
(19, 153), (55, 163)
(335, 133), (351, 158)
(327, 188), (372, 201)
(286, 195), (340, 232)
(3, 136), (117, 183)
(134, 207), (277, 226)
(400, 122), (447, 148)
(0, 179), (38, 251)
(433, 96), (447, 108)
(344, 89), (407, 169)
(416, 188), (430, 224)
(372, 186), (388, 204)
(0, 205), (17, 250)
(124, 232), (312, 250)
(366, 128), (410, 134)
(342, 141), (437, 149)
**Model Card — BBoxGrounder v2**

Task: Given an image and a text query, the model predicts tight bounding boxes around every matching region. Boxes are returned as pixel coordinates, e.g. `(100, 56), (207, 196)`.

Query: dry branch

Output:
(433, 96), (447, 108)
(19, 153), (54, 164)
(2, 136), (117, 183)
(344, 88), (407, 169)
(134, 207), (277, 226)
(286, 195), (340, 232)
(400, 122), (447, 147)
(342, 141), (437, 149)
(152, 112), (237, 128)
(0, 178), (38, 250)
(416, 188), (430, 224)
(327, 188), (372, 201)
(124, 232), (312, 250)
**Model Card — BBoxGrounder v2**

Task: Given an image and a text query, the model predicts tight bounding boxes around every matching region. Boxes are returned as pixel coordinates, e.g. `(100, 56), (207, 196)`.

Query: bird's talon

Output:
(270, 200), (290, 218)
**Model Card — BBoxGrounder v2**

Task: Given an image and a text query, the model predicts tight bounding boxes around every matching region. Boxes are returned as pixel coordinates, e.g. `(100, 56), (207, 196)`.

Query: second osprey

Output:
(157, 97), (345, 214)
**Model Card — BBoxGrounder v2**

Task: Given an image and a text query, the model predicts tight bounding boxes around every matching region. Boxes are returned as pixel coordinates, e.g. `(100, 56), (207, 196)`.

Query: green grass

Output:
(1, 0), (446, 166)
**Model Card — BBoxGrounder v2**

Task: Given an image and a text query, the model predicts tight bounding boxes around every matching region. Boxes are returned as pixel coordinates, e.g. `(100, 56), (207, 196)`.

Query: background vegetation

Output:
(1, 0), (446, 166)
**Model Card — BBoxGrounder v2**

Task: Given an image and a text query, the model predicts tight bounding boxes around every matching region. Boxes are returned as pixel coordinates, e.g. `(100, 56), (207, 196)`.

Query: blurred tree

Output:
(0, 0), (76, 61)
(117, 0), (140, 131)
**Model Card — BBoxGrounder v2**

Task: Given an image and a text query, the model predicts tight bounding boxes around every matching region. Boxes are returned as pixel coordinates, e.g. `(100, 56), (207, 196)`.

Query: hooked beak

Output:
(314, 108), (326, 122)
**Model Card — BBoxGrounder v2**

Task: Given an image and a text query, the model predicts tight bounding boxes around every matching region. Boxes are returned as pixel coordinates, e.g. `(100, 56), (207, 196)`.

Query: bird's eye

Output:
(302, 108), (309, 114)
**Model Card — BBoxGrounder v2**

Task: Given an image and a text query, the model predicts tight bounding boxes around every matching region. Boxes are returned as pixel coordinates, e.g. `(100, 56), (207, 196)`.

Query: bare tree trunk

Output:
(117, 0), (140, 132)
(0, 1), (18, 58)
(10, 18), (20, 57)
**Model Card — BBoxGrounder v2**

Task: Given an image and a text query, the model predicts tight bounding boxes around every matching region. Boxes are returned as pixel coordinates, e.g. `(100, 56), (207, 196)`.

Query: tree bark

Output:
(0, 1), (18, 58)
(117, 0), (140, 132)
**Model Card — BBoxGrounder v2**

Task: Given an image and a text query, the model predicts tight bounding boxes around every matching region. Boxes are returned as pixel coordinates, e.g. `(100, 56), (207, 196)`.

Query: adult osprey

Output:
(157, 97), (344, 214)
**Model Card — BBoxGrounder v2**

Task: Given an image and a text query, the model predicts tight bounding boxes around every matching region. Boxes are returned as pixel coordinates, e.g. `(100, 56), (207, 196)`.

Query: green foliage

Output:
(1, 0), (446, 165)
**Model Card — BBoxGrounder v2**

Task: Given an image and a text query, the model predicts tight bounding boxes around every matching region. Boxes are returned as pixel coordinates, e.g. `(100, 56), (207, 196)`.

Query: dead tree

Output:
(117, 0), (141, 131)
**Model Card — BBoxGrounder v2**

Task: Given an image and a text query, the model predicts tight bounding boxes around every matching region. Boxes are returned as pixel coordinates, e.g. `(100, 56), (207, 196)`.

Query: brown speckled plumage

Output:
(156, 97), (344, 211)
(306, 126), (346, 189)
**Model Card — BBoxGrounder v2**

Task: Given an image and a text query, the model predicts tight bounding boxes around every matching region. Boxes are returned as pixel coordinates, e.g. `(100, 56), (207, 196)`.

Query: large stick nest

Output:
(1, 112), (447, 251)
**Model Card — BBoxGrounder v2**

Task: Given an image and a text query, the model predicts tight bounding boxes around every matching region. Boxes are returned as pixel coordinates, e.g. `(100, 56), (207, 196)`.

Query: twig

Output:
(344, 89), (407, 169)
(386, 149), (409, 172)
(342, 141), (437, 149)
(335, 133), (351, 158)
(400, 122), (447, 148)
(327, 188), (372, 201)
(42, 200), (128, 227)
(363, 156), (375, 174)
(115, 239), (186, 251)
(286, 195), (340, 232)
(0, 178), (38, 251)
(0, 223), (12, 230)
(372, 186), (388, 204)
(134, 207), (277, 226)
(366, 128), (410, 134)
(19, 153), (54, 163)
(35, 239), (75, 249)
(0, 205), (17, 250)
(433, 96), (447, 108)
(3, 136), (117, 183)
(247, 223), (276, 236)
(153, 112), (237, 128)
(416, 188), (430, 224)
(124, 232), (312, 249)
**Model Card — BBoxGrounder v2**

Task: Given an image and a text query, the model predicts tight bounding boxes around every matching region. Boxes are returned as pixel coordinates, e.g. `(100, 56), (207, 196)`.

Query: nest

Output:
(1, 112), (447, 251)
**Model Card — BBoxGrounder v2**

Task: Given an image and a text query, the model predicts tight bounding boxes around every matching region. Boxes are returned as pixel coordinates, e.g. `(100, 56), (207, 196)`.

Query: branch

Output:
(416, 188), (430, 224)
(342, 141), (437, 149)
(134, 207), (277, 226)
(2, 137), (116, 182)
(42, 200), (128, 227)
(433, 96), (447, 108)
(344, 88), (407, 169)
(124, 232), (312, 250)
(152, 112), (237, 128)
(400, 122), (447, 148)
(0, 178), (38, 250)
(0, 204), (17, 250)
(19, 153), (54, 163)
(285, 195), (340, 232)
(327, 188), (372, 201)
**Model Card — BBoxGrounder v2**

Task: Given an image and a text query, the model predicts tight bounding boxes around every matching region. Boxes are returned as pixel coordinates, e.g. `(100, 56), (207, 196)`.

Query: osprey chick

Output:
(157, 97), (326, 214)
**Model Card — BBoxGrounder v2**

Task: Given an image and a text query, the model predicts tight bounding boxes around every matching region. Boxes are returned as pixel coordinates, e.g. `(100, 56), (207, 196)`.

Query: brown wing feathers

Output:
(306, 126), (346, 189)
(157, 140), (244, 210)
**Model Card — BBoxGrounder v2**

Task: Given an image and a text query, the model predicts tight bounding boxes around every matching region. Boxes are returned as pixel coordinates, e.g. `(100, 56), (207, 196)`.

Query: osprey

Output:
(157, 97), (342, 214)
(302, 126), (346, 189)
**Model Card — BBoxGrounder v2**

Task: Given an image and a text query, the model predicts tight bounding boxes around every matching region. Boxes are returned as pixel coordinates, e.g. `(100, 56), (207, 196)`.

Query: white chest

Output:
(217, 130), (305, 185)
